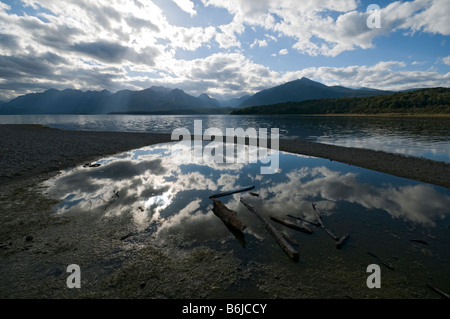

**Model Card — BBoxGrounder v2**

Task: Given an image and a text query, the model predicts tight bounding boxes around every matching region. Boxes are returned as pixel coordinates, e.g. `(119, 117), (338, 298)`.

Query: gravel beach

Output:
(1, 124), (449, 299)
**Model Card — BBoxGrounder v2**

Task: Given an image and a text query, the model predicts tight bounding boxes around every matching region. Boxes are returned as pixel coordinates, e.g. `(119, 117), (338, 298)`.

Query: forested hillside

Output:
(232, 88), (450, 115)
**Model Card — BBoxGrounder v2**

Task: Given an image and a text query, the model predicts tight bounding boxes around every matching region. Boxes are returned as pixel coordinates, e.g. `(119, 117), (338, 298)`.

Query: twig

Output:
(336, 234), (350, 249)
(287, 214), (321, 227)
(410, 239), (429, 245)
(312, 203), (350, 249)
(426, 284), (450, 299)
(104, 199), (115, 211)
(367, 251), (395, 270)
(312, 203), (338, 241)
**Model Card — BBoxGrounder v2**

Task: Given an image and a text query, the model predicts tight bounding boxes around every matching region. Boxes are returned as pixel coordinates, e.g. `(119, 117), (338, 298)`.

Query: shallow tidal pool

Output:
(41, 142), (450, 298)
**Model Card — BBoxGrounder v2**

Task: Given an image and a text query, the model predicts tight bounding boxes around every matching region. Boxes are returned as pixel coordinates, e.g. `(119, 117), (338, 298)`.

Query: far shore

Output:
(1, 124), (449, 189)
(229, 112), (450, 118)
(285, 113), (450, 118)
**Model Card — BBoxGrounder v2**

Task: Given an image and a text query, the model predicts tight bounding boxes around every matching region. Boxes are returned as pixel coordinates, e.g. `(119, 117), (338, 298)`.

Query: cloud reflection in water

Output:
(42, 142), (450, 247)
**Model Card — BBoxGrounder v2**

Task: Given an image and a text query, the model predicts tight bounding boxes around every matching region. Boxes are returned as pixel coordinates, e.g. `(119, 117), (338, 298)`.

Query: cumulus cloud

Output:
(441, 55), (450, 65)
(172, 0), (197, 17)
(0, 0), (448, 101)
(282, 61), (450, 92)
(250, 39), (268, 49)
(204, 0), (450, 57)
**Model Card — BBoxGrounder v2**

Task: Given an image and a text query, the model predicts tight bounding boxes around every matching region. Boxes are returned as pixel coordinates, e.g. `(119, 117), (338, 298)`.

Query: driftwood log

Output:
(240, 198), (299, 262)
(212, 199), (246, 232)
(209, 185), (255, 199)
(269, 216), (313, 234)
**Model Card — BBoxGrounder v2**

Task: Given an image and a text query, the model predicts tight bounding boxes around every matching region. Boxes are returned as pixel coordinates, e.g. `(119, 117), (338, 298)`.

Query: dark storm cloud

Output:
(71, 41), (130, 64)
(70, 40), (160, 66)
(125, 16), (160, 32)
(74, 0), (122, 31)
(0, 54), (55, 79)
(0, 33), (19, 50)
(0, 51), (68, 80)
(40, 25), (84, 49)
(0, 49), (123, 101)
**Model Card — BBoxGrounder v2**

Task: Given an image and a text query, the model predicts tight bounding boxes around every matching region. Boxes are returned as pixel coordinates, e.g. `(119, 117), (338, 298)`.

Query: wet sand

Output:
(1, 124), (449, 299)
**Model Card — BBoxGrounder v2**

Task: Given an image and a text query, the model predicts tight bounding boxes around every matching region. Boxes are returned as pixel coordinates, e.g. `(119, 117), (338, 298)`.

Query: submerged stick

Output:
(410, 239), (429, 245)
(240, 198), (299, 262)
(312, 203), (350, 249)
(270, 216), (313, 234)
(312, 203), (339, 241)
(282, 233), (299, 246)
(426, 284), (450, 299)
(287, 214), (321, 227)
(367, 251), (395, 270)
(336, 234), (350, 249)
(209, 185), (255, 199)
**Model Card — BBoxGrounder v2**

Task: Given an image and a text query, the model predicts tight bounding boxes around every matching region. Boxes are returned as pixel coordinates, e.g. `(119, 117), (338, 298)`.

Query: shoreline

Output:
(1, 124), (449, 189)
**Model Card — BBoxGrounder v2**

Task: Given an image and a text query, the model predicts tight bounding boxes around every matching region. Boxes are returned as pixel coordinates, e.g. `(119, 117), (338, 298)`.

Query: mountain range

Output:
(0, 87), (223, 115)
(0, 78), (395, 115)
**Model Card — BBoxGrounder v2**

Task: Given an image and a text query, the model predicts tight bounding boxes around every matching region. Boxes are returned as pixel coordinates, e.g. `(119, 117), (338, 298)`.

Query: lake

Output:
(1, 114), (449, 163)
(41, 141), (450, 298)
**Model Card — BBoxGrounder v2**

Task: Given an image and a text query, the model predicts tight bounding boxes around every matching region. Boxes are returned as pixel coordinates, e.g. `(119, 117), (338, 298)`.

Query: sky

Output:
(0, 0), (449, 101)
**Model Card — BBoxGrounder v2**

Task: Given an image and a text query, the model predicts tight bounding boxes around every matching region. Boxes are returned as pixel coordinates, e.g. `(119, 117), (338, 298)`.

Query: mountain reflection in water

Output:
(42, 142), (450, 249)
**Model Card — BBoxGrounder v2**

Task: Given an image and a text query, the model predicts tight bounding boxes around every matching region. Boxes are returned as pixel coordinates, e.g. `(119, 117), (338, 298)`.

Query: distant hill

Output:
(0, 89), (113, 114)
(219, 95), (251, 107)
(239, 77), (393, 107)
(232, 88), (450, 115)
(198, 93), (222, 108)
(0, 87), (223, 115)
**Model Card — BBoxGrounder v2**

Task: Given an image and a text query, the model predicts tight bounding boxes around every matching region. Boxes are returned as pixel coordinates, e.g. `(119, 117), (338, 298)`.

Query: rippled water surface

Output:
(2, 114), (450, 162)
(41, 142), (450, 298)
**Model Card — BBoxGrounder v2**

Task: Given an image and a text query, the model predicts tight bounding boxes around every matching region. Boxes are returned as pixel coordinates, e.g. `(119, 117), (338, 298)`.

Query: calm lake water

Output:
(42, 142), (450, 298)
(1, 114), (450, 163)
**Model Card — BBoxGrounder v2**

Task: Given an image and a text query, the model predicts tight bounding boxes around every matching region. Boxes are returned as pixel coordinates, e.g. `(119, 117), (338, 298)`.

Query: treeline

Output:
(231, 88), (450, 115)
